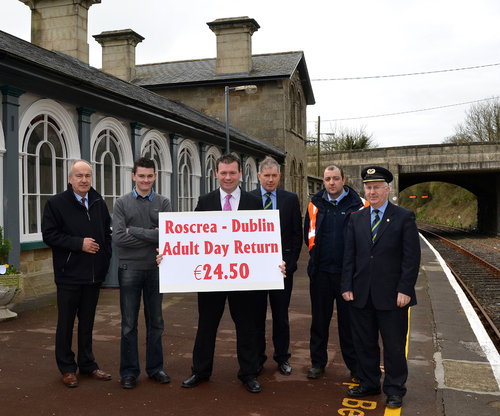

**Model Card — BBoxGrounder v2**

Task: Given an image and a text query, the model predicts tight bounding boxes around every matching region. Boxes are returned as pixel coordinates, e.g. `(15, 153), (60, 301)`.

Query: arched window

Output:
(93, 129), (124, 213)
(297, 91), (303, 135)
(290, 85), (296, 131)
(244, 157), (258, 191)
(142, 130), (172, 197)
(19, 99), (79, 242)
(206, 154), (218, 193)
(178, 147), (194, 211)
(21, 114), (69, 238)
(205, 146), (222, 193)
(177, 140), (201, 212)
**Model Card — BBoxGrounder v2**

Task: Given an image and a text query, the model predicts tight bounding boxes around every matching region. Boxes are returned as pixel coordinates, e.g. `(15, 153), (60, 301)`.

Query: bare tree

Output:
(444, 99), (500, 144)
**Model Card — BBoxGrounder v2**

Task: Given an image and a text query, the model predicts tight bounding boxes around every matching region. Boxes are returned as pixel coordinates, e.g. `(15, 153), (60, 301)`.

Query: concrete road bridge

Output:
(307, 142), (500, 235)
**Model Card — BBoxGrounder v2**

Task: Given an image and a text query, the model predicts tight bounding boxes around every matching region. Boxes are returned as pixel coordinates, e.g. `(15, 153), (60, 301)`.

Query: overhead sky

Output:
(2, 0), (500, 148)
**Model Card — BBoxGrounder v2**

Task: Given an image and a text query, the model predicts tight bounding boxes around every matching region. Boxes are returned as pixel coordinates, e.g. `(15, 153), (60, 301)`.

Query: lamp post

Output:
(224, 85), (258, 153)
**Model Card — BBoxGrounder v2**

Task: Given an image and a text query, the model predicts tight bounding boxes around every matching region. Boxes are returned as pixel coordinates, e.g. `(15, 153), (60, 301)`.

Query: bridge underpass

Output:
(308, 142), (500, 235)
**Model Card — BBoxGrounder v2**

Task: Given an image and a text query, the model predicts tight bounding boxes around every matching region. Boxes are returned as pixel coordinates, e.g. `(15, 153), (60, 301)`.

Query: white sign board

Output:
(158, 210), (283, 293)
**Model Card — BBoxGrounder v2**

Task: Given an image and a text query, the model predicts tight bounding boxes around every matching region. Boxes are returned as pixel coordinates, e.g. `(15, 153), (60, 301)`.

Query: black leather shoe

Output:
(121, 376), (136, 389)
(347, 385), (381, 397)
(278, 361), (292, 375)
(181, 374), (209, 388)
(386, 395), (403, 408)
(307, 366), (324, 379)
(243, 377), (261, 393)
(150, 370), (171, 384)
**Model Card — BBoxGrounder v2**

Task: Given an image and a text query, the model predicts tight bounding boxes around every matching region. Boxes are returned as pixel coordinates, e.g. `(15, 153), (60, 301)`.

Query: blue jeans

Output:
(119, 267), (164, 378)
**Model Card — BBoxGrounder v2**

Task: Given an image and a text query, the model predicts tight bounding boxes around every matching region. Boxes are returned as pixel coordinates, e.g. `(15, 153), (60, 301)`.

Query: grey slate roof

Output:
(0, 30), (285, 160)
(134, 52), (315, 105)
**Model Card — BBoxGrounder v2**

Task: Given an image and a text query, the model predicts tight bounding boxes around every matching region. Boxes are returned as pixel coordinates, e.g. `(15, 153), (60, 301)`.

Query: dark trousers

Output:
(309, 271), (357, 373)
(256, 271), (294, 365)
(119, 267), (164, 378)
(350, 297), (410, 396)
(55, 283), (101, 374)
(192, 290), (263, 382)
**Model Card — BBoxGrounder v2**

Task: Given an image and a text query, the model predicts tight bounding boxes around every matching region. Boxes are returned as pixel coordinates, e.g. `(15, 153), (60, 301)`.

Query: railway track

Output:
(418, 222), (500, 352)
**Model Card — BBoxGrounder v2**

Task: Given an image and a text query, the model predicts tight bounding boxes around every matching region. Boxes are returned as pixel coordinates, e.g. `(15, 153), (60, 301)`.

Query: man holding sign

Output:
(181, 153), (265, 393)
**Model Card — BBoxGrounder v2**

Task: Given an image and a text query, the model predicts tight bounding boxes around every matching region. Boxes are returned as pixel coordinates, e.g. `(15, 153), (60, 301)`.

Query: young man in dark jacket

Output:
(303, 164), (365, 380)
(42, 160), (112, 388)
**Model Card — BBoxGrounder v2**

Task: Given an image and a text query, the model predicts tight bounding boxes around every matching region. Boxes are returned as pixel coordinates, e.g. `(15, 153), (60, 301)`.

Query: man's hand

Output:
(397, 292), (411, 308)
(156, 248), (163, 267)
(279, 261), (286, 278)
(82, 238), (99, 254)
(342, 291), (354, 302)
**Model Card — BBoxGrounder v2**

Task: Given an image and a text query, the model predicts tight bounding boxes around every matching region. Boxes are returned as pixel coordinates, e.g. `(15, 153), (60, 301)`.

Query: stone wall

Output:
(19, 248), (55, 302)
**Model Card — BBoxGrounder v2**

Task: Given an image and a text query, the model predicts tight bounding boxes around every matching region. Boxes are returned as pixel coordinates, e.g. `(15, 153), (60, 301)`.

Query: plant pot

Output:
(0, 274), (23, 321)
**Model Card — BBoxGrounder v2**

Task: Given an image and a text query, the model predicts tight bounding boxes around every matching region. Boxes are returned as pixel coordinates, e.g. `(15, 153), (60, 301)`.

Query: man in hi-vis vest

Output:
(303, 165), (367, 381)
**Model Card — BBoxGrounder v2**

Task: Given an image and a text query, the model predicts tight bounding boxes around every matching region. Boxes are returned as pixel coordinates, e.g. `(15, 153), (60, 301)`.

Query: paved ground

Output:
(1, 239), (499, 415)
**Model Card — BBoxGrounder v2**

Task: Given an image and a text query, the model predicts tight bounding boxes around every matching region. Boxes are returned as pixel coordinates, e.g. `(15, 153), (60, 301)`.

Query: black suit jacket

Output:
(195, 187), (262, 212)
(341, 202), (421, 310)
(250, 188), (302, 273)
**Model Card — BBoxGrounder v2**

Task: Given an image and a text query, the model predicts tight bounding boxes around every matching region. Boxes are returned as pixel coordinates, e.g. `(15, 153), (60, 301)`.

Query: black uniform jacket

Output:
(341, 202), (421, 310)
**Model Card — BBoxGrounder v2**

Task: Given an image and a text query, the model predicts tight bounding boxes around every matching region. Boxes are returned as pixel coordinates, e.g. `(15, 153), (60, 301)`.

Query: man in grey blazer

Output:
(341, 166), (420, 409)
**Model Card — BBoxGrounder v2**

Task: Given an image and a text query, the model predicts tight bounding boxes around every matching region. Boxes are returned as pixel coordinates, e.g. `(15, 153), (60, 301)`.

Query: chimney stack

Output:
(207, 17), (260, 75)
(20, 0), (100, 64)
(93, 29), (144, 81)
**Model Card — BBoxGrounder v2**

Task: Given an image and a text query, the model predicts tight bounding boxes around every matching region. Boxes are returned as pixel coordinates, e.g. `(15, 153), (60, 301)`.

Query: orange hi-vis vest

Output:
(307, 197), (369, 251)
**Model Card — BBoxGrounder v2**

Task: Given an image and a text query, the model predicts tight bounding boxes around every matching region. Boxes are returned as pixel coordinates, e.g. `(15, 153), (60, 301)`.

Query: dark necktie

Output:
(80, 197), (87, 209)
(371, 209), (381, 241)
(264, 192), (272, 210)
(330, 200), (337, 207)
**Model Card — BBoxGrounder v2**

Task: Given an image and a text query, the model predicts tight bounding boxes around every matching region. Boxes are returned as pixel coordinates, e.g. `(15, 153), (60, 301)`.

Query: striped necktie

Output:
(264, 192), (272, 210)
(371, 209), (381, 241)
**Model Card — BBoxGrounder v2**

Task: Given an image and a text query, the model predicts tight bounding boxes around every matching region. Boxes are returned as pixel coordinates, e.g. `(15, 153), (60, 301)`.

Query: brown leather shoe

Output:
(62, 372), (78, 388)
(89, 369), (112, 381)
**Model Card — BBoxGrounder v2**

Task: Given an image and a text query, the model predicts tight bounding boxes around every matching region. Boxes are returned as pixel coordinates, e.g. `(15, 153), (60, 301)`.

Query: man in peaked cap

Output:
(341, 166), (421, 409)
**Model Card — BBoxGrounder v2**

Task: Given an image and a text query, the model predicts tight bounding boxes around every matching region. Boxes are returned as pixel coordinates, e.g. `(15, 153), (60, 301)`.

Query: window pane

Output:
(47, 125), (63, 155)
(28, 195), (37, 234)
(27, 124), (43, 155)
(96, 136), (107, 157)
(56, 159), (64, 193)
(115, 165), (121, 196)
(104, 153), (113, 196)
(27, 155), (36, 193)
(39, 195), (50, 233)
(109, 135), (120, 161)
(96, 161), (102, 194)
(39, 143), (53, 194)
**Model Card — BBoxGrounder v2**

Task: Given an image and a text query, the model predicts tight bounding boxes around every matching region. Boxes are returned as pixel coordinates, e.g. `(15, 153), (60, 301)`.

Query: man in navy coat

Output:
(341, 166), (420, 409)
(250, 156), (302, 376)
(181, 153), (264, 393)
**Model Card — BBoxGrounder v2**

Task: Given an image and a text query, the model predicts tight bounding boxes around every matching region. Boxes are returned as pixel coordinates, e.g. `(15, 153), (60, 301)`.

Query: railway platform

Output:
(1, 235), (499, 415)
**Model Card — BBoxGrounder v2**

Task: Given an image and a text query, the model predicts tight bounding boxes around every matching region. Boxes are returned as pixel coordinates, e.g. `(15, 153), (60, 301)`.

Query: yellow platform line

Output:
(383, 306), (411, 416)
